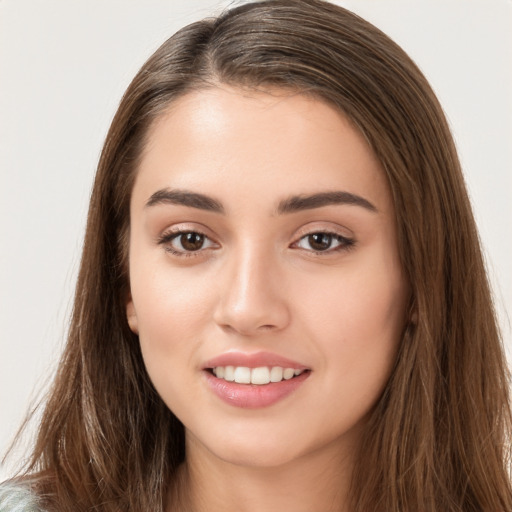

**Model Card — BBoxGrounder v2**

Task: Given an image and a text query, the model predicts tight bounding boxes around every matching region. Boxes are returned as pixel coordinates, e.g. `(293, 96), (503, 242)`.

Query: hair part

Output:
(9, 1), (511, 511)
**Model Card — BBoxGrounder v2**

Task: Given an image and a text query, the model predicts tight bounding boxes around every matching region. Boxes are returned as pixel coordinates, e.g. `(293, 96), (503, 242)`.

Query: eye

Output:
(159, 230), (216, 256)
(293, 232), (355, 253)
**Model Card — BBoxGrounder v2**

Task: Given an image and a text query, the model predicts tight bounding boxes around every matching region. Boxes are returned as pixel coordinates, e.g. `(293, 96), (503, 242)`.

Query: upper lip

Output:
(203, 351), (309, 370)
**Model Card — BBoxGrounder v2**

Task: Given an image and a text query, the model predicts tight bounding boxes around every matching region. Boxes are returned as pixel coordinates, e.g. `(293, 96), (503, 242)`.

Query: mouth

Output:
(207, 366), (308, 385)
(202, 352), (311, 408)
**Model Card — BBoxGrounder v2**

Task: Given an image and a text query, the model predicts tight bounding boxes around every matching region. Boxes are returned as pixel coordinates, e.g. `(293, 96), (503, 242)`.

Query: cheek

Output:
(302, 264), (404, 334)
(295, 253), (406, 392)
(131, 253), (213, 330)
(129, 260), (216, 386)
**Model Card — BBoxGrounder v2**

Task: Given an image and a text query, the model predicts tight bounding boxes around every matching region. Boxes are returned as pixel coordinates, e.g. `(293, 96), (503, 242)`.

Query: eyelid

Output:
(156, 222), (216, 242)
(292, 221), (354, 240)
(156, 223), (220, 257)
(290, 223), (356, 254)
(291, 232), (355, 252)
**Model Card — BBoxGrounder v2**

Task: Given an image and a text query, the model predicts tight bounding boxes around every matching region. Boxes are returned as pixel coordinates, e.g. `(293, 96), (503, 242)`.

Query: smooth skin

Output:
(126, 86), (409, 512)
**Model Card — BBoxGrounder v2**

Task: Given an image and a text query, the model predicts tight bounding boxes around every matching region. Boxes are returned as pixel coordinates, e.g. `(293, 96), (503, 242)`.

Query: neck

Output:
(168, 435), (356, 512)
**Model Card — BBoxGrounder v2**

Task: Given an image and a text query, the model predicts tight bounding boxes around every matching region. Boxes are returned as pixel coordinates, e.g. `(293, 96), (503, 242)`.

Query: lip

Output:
(203, 370), (310, 409)
(202, 351), (311, 409)
(202, 351), (309, 370)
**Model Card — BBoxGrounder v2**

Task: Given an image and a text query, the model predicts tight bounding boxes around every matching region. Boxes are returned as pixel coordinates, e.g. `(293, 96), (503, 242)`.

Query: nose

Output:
(213, 245), (291, 336)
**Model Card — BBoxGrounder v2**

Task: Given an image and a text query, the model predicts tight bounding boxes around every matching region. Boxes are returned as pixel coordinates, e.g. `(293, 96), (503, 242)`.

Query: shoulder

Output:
(0, 481), (45, 512)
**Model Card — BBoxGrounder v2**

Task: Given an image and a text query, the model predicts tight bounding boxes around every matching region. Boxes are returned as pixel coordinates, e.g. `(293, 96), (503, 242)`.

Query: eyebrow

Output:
(145, 188), (225, 213)
(145, 188), (377, 215)
(276, 191), (377, 214)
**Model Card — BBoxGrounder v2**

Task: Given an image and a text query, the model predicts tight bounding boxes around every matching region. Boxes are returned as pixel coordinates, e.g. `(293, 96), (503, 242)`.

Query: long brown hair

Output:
(9, 1), (511, 510)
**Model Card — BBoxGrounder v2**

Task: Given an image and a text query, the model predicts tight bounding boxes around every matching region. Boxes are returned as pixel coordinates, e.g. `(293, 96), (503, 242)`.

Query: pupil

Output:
(308, 233), (332, 251)
(181, 233), (204, 251)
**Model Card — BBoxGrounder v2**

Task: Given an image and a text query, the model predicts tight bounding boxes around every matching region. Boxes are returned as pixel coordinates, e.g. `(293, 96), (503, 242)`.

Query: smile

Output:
(202, 352), (311, 408)
(212, 366), (305, 385)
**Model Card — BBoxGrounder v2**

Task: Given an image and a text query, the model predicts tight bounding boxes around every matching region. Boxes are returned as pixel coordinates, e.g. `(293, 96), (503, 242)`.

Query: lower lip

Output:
(203, 370), (310, 409)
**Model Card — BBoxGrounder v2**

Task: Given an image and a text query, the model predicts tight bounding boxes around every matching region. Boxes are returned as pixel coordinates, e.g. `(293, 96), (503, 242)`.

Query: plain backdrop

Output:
(1, 0), (511, 480)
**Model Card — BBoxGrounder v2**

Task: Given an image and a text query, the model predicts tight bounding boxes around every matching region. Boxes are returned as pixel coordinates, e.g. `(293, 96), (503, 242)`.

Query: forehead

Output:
(133, 86), (392, 215)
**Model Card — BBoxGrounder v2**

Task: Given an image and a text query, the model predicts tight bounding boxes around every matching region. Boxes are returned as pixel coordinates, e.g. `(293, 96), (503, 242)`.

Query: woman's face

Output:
(126, 86), (408, 467)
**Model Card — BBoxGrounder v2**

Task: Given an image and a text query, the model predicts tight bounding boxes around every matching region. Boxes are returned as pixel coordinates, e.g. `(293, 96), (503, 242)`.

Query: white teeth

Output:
(283, 368), (295, 380)
(224, 366), (235, 382)
(269, 366), (283, 382)
(211, 366), (305, 385)
(234, 366), (251, 384)
(251, 367), (270, 385)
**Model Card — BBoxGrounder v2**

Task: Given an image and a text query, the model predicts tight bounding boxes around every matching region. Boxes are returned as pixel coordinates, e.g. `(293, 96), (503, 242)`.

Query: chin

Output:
(214, 439), (305, 469)
(186, 415), (360, 471)
(185, 419), (312, 468)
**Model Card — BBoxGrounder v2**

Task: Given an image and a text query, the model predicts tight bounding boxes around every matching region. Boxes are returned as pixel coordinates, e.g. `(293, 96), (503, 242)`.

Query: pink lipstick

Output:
(202, 351), (311, 409)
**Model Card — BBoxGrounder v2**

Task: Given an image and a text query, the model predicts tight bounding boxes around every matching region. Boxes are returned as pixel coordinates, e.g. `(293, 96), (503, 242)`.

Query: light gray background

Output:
(1, 0), (511, 480)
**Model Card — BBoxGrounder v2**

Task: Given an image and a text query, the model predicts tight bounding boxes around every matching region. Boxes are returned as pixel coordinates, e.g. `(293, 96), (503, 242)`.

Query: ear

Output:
(126, 295), (139, 335)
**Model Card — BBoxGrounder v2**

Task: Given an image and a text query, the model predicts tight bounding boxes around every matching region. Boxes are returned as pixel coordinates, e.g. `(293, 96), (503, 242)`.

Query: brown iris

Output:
(179, 232), (205, 251)
(307, 233), (334, 251)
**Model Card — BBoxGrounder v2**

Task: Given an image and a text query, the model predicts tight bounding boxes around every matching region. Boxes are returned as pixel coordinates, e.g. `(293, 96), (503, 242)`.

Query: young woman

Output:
(1, 1), (511, 511)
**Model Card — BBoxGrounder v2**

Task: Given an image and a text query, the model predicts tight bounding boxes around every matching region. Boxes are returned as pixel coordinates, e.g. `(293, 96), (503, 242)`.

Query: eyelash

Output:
(292, 232), (356, 254)
(157, 229), (215, 258)
(157, 229), (356, 258)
